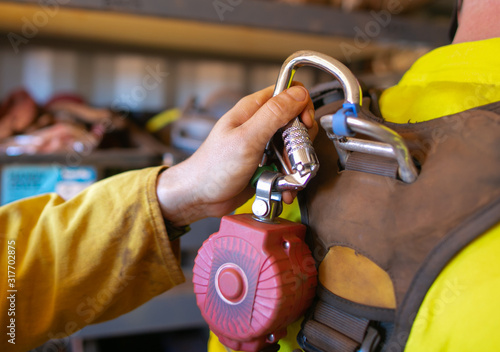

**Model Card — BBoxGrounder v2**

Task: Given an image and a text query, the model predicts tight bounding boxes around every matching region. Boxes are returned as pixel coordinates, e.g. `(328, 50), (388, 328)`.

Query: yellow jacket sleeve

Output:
(0, 166), (185, 351)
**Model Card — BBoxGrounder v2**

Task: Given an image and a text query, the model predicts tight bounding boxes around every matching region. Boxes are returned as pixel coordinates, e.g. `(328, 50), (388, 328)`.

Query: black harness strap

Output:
(303, 320), (360, 352)
(314, 301), (370, 343)
(299, 292), (381, 352)
(345, 152), (399, 179)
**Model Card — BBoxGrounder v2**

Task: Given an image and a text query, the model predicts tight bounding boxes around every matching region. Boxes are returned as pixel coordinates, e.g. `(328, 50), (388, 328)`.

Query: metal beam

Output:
(1, 0), (450, 47)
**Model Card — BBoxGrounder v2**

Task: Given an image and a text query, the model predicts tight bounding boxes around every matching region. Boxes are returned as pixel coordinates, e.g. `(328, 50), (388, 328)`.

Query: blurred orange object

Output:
(0, 89), (38, 140)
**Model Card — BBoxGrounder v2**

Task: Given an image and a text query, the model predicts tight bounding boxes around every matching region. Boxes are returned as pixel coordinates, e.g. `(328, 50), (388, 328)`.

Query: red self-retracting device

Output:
(193, 213), (317, 351)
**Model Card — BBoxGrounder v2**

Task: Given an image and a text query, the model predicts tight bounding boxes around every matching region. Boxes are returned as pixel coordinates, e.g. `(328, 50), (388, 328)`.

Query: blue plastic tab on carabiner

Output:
(331, 102), (360, 137)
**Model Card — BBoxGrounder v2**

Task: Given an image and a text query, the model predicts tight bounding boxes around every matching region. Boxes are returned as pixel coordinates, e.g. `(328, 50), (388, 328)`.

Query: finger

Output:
(308, 118), (319, 141)
(289, 81), (315, 129)
(240, 86), (309, 146)
(290, 80), (305, 88)
(300, 99), (316, 129)
(223, 82), (314, 129)
(222, 85), (275, 128)
(282, 190), (296, 204)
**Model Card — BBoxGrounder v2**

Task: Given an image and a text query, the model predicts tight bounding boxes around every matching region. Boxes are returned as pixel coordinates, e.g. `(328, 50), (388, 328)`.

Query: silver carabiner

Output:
(262, 50), (363, 192)
(253, 50), (364, 222)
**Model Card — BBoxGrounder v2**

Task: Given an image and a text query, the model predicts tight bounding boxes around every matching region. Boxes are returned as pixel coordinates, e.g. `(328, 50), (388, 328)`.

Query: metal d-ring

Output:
(320, 114), (419, 183)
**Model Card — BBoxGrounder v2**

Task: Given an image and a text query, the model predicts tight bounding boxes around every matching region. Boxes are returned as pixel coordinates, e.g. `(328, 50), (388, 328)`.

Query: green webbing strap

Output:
(250, 164), (279, 188)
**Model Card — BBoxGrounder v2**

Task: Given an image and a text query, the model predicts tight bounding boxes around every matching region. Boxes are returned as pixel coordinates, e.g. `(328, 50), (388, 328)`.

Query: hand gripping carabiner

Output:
(253, 51), (364, 222)
(261, 50), (363, 192)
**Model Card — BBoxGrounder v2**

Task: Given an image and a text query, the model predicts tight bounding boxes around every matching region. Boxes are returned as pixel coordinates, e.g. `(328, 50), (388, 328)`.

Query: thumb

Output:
(241, 86), (309, 146)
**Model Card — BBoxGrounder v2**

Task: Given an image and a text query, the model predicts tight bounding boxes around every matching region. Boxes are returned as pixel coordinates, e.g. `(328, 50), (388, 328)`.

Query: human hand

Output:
(156, 84), (317, 227)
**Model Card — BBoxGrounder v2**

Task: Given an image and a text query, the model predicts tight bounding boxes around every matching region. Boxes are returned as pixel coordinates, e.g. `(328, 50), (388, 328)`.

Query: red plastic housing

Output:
(193, 214), (317, 351)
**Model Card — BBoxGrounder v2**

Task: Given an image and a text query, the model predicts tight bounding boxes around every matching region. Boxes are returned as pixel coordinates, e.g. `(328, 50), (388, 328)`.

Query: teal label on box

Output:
(1, 165), (97, 205)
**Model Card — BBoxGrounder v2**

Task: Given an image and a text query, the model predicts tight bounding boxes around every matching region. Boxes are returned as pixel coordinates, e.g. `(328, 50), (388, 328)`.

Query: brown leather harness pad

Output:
(301, 101), (500, 350)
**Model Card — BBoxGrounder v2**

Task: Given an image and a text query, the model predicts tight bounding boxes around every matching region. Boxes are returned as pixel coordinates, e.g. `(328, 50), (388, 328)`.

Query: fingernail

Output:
(286, 86), (307, 101)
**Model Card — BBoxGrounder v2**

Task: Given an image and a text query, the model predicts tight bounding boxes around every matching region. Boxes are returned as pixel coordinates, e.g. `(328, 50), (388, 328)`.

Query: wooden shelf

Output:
(0, 0), (449, 62)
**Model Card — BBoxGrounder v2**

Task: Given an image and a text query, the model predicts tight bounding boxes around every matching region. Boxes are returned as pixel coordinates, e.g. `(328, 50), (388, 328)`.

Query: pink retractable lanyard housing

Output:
(193, 214), (317, 351)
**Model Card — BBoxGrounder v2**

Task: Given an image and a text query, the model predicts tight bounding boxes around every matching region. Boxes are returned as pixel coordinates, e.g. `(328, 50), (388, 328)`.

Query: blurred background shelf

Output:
(0, 0), (451, 61)
(0, 0), (455, 112)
